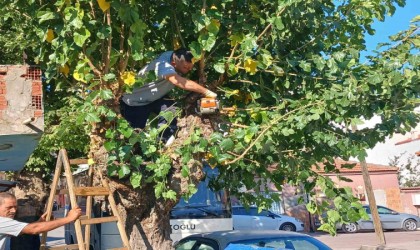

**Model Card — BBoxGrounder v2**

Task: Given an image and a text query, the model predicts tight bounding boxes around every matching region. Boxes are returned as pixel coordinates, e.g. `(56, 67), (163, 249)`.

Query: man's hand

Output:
(204, 89), (217, 98)
(67, 207), (82, 221)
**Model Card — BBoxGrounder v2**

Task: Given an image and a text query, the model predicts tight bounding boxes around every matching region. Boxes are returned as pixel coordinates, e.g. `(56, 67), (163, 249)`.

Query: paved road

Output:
(309, 230), (420, 250)
(45, 208), (66, 247)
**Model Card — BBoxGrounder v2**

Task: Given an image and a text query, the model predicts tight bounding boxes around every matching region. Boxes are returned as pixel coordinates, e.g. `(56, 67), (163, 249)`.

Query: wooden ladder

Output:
(40, 149), (131, 250)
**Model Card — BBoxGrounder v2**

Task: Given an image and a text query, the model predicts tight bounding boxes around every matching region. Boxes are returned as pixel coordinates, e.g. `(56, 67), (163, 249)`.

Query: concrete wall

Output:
(400, 188), (420, 216)
(0, 65), (44, 171)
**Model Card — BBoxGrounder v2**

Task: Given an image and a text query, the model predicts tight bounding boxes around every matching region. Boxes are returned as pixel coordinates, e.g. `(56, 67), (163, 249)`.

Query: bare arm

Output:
(166, 74), (216, 97)
(21, 207), (82, 235)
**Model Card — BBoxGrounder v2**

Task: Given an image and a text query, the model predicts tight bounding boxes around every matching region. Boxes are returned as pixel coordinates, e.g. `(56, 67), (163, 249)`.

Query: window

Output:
(175, 240), (196, 250)
(377, 206), (393, 215)
(229, 237), (326, 250)
(175, 238), (218, 250)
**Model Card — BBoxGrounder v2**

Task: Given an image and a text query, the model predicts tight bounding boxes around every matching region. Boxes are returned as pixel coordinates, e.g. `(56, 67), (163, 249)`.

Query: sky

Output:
(358, 0), (420, 166)
(361, 0), (420, 61)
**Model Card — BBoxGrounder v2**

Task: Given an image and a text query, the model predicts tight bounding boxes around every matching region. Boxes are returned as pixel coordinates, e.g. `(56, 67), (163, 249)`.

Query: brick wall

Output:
(385, 188), (403, 212)
(0, 65), (44, 134)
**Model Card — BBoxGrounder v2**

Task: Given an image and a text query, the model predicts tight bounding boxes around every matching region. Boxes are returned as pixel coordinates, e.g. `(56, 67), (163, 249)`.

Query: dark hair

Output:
(0, 192), (16, 205)
(173, 48), (194, 63)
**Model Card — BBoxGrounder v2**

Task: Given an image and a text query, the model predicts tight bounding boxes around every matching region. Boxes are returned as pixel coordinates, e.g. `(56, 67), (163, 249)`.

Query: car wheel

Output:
(342, 223), (358, 233)
(280, 223), (296, 231)
(403, 219), (417, 231)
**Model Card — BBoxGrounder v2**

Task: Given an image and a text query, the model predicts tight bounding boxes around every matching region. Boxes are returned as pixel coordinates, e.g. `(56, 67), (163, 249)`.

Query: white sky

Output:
(352, 114), (420, 166)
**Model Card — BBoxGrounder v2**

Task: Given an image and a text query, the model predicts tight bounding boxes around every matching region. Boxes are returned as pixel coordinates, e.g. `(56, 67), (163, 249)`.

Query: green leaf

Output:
(163, 190), (177, 200)
(199, 33), (216, 51)
(37, 11), (57, 23)
(104, 141), (117, 151)
(214, 62), (225, 73)
(181, 166), (189, 177)
(327, 210), (340, 222)
(272, 17), (284, 30)
(130, 172), (142, 188)
(85, 113), (101, 123)
(99, 89), (114, 100)
(220, 138), (234, 151)
(103, 73), (116, 82)
(118, 165), (131, 179)
(74, 28), (91, 47)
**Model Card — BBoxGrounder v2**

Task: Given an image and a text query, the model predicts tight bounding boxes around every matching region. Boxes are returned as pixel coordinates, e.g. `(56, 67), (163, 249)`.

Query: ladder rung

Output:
(80, 216), (118, 225)
(69, 158), (88, 165)
(45, 244), (80, 250)
(74, 187), (110, 196)
(57, 189), (68, 195)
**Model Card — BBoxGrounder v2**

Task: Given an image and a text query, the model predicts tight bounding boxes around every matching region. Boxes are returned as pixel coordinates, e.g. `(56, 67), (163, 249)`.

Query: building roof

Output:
(313, 159), (399, 174)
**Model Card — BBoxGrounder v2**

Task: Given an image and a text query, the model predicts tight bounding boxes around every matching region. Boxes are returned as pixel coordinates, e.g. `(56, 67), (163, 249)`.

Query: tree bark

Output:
(88, 109), (225, 249)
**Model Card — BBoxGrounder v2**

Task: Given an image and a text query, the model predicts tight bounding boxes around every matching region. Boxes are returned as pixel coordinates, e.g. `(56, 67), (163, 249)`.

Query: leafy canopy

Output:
(1, 0), (419, 235)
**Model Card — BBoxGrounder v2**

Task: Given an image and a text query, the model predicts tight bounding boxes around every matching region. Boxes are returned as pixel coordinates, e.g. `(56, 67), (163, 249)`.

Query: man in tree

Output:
(0, 193), (82, 250)
(120, 48), (217, 146)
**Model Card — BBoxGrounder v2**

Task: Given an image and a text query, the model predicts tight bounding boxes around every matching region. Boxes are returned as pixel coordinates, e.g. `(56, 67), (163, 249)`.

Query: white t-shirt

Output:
(122, 51), (177, 106)
(0, 217), (28, 250)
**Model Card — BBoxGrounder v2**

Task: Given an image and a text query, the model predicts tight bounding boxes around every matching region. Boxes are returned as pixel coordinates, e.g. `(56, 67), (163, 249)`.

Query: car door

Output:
(377, 206), (401, 229)
(358, 206), (374, 230)
(250, 209), (278, 230)
(232, 207), (254, 230)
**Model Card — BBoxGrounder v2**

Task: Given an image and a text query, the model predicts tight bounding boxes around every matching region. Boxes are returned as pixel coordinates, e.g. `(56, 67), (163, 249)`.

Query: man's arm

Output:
(20, 207), (82, 235)
(166, 74), (217, 97)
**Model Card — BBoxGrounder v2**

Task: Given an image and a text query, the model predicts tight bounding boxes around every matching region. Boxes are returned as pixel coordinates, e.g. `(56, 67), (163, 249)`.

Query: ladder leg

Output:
(62, 149), (86, 250)
(40, 151), (64, 250)
(99, 171), (131, 250)
(84, 165), (94, 250)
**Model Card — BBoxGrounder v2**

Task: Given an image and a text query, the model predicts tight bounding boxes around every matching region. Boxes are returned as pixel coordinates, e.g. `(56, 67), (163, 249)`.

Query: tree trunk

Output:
(89, 109), (221, 249)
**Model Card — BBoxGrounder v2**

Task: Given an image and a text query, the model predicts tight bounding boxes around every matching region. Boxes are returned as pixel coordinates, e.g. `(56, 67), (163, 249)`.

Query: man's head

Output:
(0, 192), (17, 218)
(171, 48), (195, 74)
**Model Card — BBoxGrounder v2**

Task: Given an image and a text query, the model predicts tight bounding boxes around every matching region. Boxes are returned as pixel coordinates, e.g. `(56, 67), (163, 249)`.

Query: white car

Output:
(232, 206), (304, 231)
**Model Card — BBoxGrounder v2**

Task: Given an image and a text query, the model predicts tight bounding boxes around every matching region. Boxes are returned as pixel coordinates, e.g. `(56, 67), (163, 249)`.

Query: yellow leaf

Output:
(211, 19), (220, 28)
(45, 29), (55, 43)
(88, 158), (95, 165)
(121, 71), (136, 86)
(59, 64), (70, 77)
(244, 58), (257, 74)
(97, 0), (110, 12)
(173, 37), (181, 50)
(73, 72), (87, 83)
(245, 93), (252, 104)
(210, 5), (217, 10)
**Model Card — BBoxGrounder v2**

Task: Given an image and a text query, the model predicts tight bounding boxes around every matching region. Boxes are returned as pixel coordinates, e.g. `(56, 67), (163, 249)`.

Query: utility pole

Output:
(352, 125), (386, 245)
(360, 159), (386, 245)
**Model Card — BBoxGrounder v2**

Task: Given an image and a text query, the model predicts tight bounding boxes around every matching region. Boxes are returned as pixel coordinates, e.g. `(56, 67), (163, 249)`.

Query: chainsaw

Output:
(196, 97), (220, 115)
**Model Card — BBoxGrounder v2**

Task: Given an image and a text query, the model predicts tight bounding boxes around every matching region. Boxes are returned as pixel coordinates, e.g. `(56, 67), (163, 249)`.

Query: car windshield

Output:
(227, 236), (331, 250)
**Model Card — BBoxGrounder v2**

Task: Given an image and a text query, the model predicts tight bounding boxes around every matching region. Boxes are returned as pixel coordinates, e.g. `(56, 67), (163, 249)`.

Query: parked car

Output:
(339, 205), (420, 233)
(232, 206), (304, 231)
(174, 230), (332, 250)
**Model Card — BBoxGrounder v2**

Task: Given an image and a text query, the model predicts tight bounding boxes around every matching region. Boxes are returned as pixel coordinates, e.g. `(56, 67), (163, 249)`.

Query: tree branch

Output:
(104, 10), (112, 74)
(225, 101), (323, 165)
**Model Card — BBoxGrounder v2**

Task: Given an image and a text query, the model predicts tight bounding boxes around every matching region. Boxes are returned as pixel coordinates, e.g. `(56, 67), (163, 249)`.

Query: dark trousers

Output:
(120, 97), (177, 143)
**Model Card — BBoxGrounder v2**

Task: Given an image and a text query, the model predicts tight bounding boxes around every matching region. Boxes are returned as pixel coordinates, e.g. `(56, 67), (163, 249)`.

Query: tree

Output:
(1, 0), (419, 248)
(390, 152), (420, 187)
